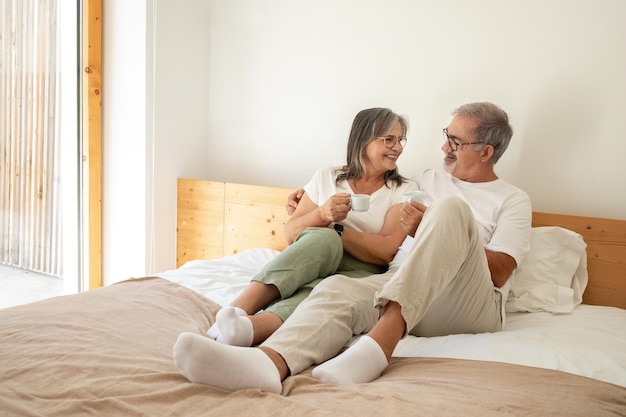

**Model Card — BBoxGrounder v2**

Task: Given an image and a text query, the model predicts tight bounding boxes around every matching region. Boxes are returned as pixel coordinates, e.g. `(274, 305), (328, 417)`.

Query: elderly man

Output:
(173, 102), (532, 393)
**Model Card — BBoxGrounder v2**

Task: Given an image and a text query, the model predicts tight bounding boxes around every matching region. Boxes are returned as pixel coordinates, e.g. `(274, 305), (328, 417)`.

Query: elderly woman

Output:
(207, 107), (419, 347)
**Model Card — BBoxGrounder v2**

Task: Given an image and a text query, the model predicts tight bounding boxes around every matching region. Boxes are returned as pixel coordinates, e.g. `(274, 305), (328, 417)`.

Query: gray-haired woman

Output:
(208, 107), (420, 347)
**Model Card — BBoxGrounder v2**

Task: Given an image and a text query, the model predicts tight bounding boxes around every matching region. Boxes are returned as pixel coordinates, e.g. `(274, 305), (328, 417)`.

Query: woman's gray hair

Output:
(453, 102), (513, 164)
(336, 107), (408, 187)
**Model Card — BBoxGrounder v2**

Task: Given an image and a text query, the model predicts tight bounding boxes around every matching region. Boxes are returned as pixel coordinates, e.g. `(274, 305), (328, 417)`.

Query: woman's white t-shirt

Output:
(303, 166), (419, 234)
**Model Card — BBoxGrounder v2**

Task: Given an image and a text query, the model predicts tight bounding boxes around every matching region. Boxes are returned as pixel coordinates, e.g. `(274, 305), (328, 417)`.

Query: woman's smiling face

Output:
(363, 121), (404, 174)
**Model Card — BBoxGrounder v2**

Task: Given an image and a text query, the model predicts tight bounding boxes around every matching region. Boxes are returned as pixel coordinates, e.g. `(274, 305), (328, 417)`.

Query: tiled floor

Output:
(0, 264), (64, 309)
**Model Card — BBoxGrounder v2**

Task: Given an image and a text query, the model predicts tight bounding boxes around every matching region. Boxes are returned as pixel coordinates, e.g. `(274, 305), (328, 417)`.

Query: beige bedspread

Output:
(1, 277), (624, 417)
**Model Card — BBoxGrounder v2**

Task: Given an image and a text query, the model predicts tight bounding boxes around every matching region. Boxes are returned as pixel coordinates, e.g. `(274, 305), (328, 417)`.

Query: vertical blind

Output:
(0, 0), (61, 276)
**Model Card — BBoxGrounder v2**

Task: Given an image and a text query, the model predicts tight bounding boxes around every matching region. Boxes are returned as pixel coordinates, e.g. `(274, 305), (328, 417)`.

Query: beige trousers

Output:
(263, 197), (503, 375)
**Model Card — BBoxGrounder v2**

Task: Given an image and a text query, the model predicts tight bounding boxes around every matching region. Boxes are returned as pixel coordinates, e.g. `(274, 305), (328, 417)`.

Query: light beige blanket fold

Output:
(0, 277), (624, 417)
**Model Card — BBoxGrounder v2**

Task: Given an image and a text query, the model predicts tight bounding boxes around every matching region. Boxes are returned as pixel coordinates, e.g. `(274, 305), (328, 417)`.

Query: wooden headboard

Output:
(177, 179), (294, 264)
(176, 178), (626, 310)
(532, 212), (626, 309)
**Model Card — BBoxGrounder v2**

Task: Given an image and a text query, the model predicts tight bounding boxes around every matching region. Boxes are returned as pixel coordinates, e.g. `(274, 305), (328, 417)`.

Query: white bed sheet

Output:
(157, 248), (626, 388)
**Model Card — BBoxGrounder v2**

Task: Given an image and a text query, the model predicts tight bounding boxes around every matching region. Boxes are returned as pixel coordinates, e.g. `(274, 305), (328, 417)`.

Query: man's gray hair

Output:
(453, 102), (513, 164)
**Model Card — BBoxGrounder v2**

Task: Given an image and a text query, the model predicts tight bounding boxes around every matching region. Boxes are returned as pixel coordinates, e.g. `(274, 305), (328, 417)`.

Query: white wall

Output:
(103, 0), (626, 285)
(102, 1), (148, 285)
(149, 0), (210, 275)
(102, 0), (209, 285)
(206, 0), (626, 219)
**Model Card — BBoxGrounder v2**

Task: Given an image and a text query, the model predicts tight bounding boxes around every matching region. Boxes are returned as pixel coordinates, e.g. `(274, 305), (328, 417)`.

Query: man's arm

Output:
(286, 189), (304, 215)
(485, 249), (517, 288)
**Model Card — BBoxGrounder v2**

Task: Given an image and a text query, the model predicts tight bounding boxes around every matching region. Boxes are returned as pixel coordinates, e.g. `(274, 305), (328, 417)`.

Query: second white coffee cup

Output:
(351, 194), (370, 211)
(401, 191), (424, 204)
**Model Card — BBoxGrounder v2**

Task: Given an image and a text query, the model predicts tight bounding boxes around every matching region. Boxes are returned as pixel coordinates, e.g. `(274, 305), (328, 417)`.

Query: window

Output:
(0, 0), (102, 293)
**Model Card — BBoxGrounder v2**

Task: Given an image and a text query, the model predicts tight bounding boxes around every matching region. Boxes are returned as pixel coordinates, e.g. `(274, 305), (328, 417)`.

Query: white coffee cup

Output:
(351, 194), (370, 211)
(401, 191), (424, 204)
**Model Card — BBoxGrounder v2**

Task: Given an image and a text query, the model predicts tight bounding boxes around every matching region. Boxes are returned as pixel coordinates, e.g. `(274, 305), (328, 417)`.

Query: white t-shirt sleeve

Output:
(303, 166), (348, 206)
(484, 192), (532, 268)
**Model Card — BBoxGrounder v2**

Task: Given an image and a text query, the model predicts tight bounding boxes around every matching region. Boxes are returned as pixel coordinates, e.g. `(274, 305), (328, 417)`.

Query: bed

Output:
(1, 178), (625, 417)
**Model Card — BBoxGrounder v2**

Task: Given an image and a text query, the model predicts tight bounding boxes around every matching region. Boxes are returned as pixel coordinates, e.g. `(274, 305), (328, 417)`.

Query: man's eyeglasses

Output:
(377, 135), (407, 149)
(443, 128), (483, 151)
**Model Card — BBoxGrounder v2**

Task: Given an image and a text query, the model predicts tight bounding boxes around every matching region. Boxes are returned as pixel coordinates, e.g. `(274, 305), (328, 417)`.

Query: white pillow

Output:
(506, 226), (588, 314)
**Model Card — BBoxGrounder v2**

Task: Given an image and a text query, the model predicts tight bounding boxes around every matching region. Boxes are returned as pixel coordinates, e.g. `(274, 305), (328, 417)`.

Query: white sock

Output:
(312, 336), (388, 385)
(206, 322), (220, 339)
(173, 332), (282, 394)
(216, 306), (254, 346)
(207, 306), (247, 341)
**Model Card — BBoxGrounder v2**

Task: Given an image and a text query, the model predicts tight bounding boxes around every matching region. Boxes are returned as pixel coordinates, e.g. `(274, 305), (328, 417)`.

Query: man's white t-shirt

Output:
(303, 166), (419, 234)
(390, 168), (532, 305)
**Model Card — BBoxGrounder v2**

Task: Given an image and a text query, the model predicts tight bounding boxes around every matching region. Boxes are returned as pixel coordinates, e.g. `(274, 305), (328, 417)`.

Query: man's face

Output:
(441, 115), (485, 181)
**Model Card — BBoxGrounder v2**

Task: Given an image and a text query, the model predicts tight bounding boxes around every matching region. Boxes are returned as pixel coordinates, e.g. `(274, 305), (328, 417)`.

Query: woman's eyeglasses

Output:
(377, 135), (407, 149)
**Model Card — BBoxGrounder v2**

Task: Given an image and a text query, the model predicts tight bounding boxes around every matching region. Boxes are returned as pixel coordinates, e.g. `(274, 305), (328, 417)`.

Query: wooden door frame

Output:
(82, 0), (102, 289)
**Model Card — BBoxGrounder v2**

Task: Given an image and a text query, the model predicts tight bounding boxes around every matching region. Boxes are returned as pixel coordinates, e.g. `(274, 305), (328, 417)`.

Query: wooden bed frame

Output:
(176, 178), (626, 310)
